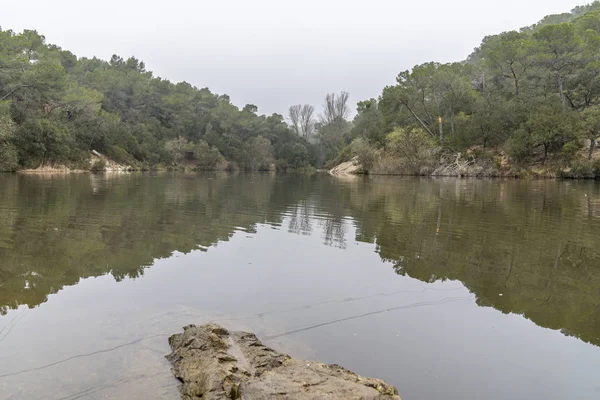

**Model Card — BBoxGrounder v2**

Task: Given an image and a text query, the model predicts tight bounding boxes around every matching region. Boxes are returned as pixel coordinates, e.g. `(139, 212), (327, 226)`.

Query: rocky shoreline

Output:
(166, 324), (400, 399)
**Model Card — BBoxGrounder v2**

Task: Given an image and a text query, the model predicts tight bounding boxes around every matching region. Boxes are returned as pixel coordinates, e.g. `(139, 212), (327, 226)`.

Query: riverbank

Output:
(329, 149), (600, 179)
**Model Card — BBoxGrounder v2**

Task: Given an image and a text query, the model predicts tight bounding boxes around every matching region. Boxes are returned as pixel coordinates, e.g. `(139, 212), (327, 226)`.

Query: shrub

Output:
(560, 141), (582, 166)
(350, 137), (378, 171)
(505, 128), (533, 164)
(374, 128), (437, 174)
(90, 158), (107, 172)
(386, 127), (436, 159)
(0, 142), (18, 171)
(193, 140), (224, 170)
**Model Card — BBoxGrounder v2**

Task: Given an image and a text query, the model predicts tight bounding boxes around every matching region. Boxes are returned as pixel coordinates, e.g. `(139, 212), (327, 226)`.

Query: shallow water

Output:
(0, 173), (599, 399)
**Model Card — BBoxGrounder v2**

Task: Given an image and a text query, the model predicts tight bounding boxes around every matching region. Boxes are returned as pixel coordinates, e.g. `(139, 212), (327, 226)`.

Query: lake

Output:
(0, 173), (599, 400)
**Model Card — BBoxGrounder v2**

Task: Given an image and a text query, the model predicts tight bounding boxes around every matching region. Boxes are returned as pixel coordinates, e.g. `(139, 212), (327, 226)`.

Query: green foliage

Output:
(560, 141), (581, 164)
(505, 129), (533, 164)
(346, 4), (600, 175)
(0, 138), (18, 172)
(13, 119), (72, 167)
(350, 137), (378, 171)
(193, 140), (224, 170)
(247, 136), (274, 171)
(0, 28), (313, 171)
(350, 99), (385, 145)
(386, 127), (436, 160)
(371, 128), (437, 175)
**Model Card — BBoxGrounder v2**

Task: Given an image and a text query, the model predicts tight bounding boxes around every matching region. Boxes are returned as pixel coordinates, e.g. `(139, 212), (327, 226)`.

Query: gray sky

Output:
(1, 0), (587, 116)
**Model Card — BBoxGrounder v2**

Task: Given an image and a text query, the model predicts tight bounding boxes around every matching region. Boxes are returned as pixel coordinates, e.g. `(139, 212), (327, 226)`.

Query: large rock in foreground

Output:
(166, 324), (400, 399)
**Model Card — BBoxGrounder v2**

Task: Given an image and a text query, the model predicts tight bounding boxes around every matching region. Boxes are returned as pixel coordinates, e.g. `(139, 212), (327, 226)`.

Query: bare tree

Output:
(317, 91), (351, 162)
(321, 91), (350, 125)
(336, 91), (350, 121)
(299, 104), (315, 139)
(288, 105), (301, 136)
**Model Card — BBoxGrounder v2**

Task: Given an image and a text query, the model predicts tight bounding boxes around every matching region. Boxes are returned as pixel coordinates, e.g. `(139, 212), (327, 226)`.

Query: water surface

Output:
(0, 173), (599, 399)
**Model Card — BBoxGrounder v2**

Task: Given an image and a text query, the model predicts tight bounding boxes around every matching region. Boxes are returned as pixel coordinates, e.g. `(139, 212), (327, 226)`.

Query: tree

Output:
(13, 119), (71, 167)
(248, 136), (274, 170)
(0, 101), (18, 171)
(164, 137), (189, 164)
(526, 104), (576, 163)
(579, 105), (600, 159)
(288, 104), (301, 136)
(351, 99), (385, 145)
(193, 140), (224, 170)
(321, 91), (350, 125)
(288, 104), (315, 140)
(433, 63), (474, 138)
(478, 31), (535, 97)
(299, 104), (315, 140)
(534, 24), (584, 111)
(316, 92), (352, 165)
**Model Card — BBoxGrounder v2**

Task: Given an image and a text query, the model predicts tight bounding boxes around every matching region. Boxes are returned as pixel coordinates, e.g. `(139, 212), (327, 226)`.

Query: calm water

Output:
(0, 173), (599, 400)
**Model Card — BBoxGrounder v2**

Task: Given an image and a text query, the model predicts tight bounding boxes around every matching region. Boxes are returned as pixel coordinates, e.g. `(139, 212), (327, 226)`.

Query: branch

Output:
(402, 101), (434, 137)
(1, 85), (34, 101)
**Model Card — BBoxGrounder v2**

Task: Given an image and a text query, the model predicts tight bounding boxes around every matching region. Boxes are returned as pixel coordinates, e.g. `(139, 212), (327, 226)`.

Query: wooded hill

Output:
(344, 1), (600, 177)
(0, 31), (315, 172)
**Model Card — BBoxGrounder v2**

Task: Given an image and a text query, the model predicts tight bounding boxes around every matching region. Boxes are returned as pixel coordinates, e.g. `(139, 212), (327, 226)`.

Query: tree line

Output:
(338, 1), (600, 177)
(4, 2), (600, 175)
(0, 29), (329, 172)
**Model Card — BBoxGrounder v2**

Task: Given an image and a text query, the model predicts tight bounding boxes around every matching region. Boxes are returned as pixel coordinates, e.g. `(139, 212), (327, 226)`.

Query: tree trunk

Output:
(450, 112), (455, 135)
(482, 71), (486, 94)
(542, 144), (548, 165)
(1, 85), (33, 101)
(589, 137), (596, 161)
(404, 102), (434, 137)
(439, 117), (444, 146)
(558, 73), (566, 112)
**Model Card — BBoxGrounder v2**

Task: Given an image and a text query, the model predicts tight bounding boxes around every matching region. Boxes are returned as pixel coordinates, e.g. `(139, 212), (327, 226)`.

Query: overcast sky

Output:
(1, 0), (587, 116)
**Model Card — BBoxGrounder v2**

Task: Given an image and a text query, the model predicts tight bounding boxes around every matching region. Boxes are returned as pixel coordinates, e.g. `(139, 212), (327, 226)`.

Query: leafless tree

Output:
(321, 91), (350, 125)
(288, 105), (301, 136)
(299, 104), (315, 139)
(289, 104), (315, 139)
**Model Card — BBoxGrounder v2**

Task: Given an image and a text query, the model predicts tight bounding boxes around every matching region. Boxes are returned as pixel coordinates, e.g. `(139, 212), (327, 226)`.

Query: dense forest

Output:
(0, 30), (321, 172)
(3, 3), (600, 175)
(340, 1), (600, 177)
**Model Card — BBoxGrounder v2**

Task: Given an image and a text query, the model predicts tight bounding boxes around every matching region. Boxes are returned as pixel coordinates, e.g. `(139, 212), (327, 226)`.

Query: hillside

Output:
(341, 1), (600, 178)
(0, 32), (315, 172)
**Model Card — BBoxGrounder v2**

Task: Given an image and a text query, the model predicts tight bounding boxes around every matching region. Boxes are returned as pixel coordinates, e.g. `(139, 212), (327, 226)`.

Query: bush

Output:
(350, 137), (378, 171)
(375, 128), (437, 174)
(247, 136), (274, 170)
(0, 142), (19, 171)
(386, 127), (436, 159)
(560, 141), (581, 166)
(505, 129), (532, 164)
(332, 143), (353, 166)
(106, 145), (133, 165)
(90, 158), (107, 172)
(193, 140), (224, 170)
(14, 119), (72, 167)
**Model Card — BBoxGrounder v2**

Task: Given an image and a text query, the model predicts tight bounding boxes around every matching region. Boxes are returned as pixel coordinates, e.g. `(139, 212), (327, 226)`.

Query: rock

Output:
(166, 324), (401, 400)
(328, 157), (362, 176)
